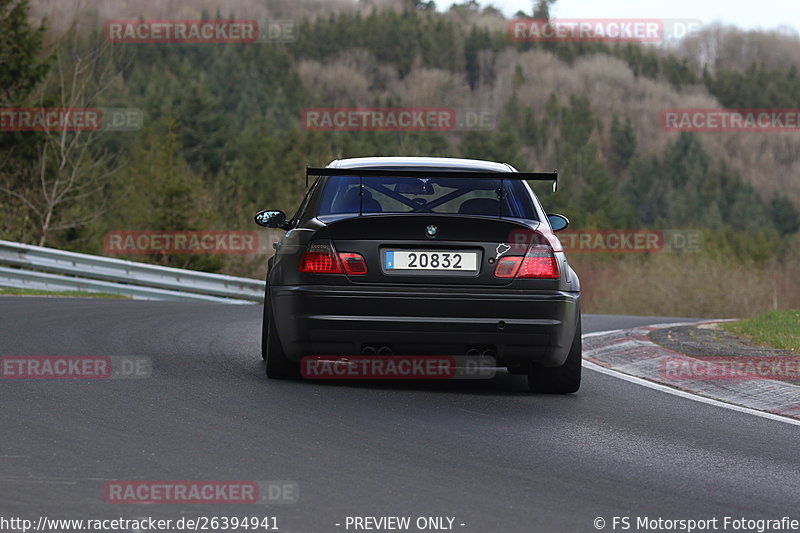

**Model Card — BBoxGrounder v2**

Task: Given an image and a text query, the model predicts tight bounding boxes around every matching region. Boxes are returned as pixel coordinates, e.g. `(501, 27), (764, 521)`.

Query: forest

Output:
(1, 0), (799, 315)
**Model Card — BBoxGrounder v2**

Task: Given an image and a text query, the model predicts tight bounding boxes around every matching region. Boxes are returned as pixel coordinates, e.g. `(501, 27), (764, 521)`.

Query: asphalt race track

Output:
(1, 297), (799, 532)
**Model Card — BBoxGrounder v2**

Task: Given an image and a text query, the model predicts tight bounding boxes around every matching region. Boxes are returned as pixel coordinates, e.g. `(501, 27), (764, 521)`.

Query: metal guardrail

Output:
(0, 240), (265, 303)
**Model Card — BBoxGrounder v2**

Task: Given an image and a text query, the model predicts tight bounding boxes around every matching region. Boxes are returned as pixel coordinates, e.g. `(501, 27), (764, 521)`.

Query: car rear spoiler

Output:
(305, 167), (559, 192)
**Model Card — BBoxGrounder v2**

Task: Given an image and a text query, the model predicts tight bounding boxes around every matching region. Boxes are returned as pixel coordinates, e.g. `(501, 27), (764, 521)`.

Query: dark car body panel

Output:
(271, 284), (579, 367)
(263, 158), (580, 370)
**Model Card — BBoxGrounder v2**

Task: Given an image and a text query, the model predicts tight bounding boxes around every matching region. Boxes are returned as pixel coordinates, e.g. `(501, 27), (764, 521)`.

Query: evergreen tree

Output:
(0, 0), (51, 239)
(0, 0), (49, 105)
(609, 115), (636, 172)
(768, 194), (800, 236)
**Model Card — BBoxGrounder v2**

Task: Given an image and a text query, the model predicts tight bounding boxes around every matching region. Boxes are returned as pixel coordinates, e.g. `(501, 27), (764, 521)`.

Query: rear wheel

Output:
(262, 296), (299, 380)
(261, 294), (268, 361)
(528, 317), (581, 394)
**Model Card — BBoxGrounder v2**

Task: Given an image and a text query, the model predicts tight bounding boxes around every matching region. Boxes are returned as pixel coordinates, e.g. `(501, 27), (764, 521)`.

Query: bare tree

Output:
(1, 34), (122, 246)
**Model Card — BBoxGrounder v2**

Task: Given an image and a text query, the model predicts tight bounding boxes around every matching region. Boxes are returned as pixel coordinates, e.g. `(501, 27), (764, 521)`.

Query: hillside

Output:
(2, 0), (800, 315)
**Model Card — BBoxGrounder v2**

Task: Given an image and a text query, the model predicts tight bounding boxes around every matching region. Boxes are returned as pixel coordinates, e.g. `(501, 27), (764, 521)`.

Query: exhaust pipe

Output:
(377, 346), (393, 355)
(481, 348), (496, 358)
(361, 345), (377, 355)
(465, 348), (481, 356)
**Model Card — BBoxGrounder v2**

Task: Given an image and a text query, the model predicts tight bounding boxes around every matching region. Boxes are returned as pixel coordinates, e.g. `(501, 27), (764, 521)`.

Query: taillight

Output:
(299, 242), (343, 274)
(493, 244), (559, 279)
(298, 242), (367, 275)
(494, 256), (523, 278)
(517, 245), (559, 278)
(338, 252), (368, 275)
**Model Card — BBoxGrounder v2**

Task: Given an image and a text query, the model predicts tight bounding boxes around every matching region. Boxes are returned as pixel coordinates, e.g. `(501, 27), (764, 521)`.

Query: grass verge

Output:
(0, 288), (130, 299)
(721, 310), (800, 353)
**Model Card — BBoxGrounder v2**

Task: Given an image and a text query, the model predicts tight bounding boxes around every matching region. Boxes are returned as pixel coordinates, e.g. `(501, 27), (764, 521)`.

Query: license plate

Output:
(384, 250), (477, 271)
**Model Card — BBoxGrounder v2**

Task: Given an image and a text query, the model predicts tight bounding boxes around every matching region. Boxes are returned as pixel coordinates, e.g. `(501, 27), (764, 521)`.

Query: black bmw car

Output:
(254, 157), (581, 393)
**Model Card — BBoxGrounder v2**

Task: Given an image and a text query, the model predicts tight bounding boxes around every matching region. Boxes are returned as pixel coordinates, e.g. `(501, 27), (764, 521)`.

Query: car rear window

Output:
(317, 171), (537, 220)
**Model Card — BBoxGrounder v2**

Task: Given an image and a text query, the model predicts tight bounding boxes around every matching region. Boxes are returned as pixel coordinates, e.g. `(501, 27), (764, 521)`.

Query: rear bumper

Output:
(270, 285), (580, 367)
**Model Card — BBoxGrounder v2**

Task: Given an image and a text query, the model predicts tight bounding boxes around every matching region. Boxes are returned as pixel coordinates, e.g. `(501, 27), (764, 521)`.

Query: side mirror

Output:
(254, 210), (288, 229)
(547, 214), (569, 232)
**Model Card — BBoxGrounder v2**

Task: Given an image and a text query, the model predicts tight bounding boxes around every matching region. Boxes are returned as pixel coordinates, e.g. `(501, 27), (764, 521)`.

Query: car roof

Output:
(328, 157), (518, 173)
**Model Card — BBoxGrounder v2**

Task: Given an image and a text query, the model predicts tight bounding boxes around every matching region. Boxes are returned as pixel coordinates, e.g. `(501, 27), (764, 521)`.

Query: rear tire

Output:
(261, 295), (269, 361)
(263, 296), (299, 380)
(528, 317), (581, 394)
